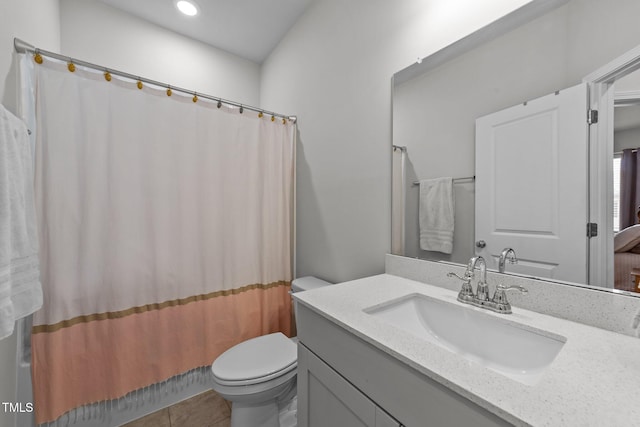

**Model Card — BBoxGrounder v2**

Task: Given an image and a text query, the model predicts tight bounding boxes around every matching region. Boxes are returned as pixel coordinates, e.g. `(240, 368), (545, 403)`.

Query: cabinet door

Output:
(298, 344), (402, 427)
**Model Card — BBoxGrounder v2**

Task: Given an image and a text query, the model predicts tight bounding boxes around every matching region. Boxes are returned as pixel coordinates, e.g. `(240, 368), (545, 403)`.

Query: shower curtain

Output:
(28, 58), (295, 424)
(391, 147), (406, 255)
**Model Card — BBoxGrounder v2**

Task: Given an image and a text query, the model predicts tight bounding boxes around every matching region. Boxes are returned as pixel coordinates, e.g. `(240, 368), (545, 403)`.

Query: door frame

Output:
(583, 43), (640, 287)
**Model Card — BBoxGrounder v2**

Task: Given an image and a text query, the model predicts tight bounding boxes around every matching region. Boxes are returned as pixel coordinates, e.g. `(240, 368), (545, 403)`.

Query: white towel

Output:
(0, 104), (42, 340)
(419, 177), (454, 254)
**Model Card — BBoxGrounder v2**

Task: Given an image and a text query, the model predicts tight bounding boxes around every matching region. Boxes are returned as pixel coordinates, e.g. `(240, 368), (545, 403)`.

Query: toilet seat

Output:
(212, 332), (297, 387)
(210, 278), (332, 427)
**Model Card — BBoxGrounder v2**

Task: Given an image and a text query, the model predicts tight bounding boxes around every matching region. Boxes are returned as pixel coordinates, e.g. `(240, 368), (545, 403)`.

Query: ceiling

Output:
(98, 0), (312, 63)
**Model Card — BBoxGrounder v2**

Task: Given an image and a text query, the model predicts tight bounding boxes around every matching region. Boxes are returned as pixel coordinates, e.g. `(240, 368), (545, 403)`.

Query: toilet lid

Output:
(212, 332), (297, 383)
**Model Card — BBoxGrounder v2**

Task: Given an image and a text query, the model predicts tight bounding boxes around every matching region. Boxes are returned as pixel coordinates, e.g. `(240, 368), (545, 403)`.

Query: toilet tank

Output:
(291, 276), (332, 321)
(291, 276), (332, 293)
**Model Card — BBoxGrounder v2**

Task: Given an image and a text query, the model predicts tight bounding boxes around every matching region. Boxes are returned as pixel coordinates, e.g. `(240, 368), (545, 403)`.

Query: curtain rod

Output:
(412, 176), (475, 185)
(13, 38), (297, 123)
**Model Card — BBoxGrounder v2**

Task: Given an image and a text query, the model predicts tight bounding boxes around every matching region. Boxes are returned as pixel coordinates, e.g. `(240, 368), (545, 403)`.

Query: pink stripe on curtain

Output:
(32, 285), (292, 424)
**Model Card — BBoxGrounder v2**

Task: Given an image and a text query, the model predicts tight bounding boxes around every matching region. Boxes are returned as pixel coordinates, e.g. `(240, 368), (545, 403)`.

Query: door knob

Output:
(476, 240), (486, 248)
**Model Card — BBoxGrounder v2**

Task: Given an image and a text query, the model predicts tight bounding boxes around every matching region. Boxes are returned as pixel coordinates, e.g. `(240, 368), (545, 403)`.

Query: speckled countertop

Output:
(295, 274), (640, 427)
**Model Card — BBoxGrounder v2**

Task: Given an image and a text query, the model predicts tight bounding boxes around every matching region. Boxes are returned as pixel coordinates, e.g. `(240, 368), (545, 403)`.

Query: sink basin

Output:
(364, 293), (565, 385)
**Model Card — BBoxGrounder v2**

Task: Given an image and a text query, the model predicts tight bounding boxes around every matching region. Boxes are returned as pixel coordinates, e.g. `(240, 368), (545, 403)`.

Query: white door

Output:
(475, 83), (589, 283)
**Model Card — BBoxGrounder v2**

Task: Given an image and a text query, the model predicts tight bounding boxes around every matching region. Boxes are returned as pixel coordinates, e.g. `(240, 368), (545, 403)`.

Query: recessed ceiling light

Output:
(175, 0), (198, 16)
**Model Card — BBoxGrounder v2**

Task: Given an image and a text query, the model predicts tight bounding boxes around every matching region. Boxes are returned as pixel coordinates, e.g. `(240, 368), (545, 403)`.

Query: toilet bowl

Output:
(211, 276), (332, 427)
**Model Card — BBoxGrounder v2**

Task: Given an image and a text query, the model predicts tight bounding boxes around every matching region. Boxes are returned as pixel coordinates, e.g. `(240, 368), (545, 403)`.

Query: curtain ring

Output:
(104, 71), (112, 82)
(192, 93), (198, 103)
(239, 105), (244, 114)
(34, 49), (43, 64)
(217, 100), (222, 108)
(166, 86), (172, 97)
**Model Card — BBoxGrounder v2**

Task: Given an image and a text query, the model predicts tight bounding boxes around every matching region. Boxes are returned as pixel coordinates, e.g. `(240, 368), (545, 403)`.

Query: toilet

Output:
(211, 276), (332, 427)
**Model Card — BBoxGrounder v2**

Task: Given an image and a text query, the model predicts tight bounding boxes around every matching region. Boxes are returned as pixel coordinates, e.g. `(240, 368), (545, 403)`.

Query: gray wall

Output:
(259, 0), (531, 283)
(60, 0), (261, 106)
(614, 69), (640, 151)
(615, 126), (640, 152)
(393, 0), (640, 264)
(0, 1), (60, 110)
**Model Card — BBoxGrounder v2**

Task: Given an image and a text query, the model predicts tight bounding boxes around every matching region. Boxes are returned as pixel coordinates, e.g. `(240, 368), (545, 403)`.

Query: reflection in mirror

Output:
(391, 0), (640, 293)
(476, 82), (589, 284)
(612, 69), (640, 293)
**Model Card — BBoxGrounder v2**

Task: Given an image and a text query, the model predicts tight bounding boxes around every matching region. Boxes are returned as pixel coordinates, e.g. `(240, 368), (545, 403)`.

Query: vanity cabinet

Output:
(297, 344), (402, 427)
(296, 304), (511, 427)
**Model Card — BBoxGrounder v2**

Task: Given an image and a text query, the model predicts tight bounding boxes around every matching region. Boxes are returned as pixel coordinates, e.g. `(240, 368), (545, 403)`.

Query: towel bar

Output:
(412, 176), (475, 186)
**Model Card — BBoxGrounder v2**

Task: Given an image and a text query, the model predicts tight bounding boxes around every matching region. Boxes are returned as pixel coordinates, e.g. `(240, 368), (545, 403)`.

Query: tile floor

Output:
(122, 390), (230, 427)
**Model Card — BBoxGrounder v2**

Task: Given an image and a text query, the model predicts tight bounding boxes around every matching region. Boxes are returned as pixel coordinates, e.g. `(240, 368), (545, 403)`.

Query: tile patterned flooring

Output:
(122, 390), (231, 427)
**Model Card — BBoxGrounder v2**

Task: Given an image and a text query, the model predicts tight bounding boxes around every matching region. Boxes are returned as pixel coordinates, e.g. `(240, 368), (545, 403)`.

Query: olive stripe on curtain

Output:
(30, 59), (294, 424)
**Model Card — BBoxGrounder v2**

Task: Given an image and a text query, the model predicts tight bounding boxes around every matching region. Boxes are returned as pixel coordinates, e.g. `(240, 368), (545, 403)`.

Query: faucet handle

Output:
(497, 284), (527, 292)
(493, 284), (528, 301)
(490, 284), (527, 314)
(447, 272), (471, 282)
(448, 272), (475, 303)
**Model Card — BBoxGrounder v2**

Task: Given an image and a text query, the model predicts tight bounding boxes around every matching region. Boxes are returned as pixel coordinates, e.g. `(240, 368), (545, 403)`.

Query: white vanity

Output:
(294, 266), (640, 427)
(360, 1), (640, 424)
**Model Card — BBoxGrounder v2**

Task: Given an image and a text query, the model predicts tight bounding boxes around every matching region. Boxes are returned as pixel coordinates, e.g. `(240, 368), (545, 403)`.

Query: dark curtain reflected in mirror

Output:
(620, 148), (640, 229)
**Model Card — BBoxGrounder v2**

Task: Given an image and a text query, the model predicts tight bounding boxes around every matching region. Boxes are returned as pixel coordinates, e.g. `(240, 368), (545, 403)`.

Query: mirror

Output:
(391, 0), (640, 293)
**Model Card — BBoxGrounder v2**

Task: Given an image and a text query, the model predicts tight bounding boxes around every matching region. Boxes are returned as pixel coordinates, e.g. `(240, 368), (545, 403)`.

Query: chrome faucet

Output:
(448, 256), (488, 304)
(469, 256), (490, 302)
(448, 255), (527, 314)
(498, 248), (518, 273)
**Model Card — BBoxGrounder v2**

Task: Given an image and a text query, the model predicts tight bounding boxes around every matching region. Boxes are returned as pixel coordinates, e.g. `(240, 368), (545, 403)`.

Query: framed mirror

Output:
(391, 0), (640, 294)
